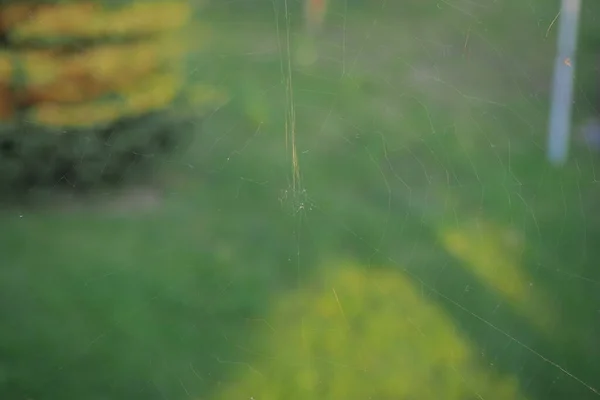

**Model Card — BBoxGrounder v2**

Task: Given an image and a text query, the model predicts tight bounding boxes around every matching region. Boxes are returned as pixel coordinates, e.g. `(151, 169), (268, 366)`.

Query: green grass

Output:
(2, 1), (600, 399)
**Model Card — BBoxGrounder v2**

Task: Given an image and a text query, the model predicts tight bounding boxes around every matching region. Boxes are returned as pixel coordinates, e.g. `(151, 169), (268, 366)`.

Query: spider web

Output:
(192, 1), (600, 399)
(2, 0), (600, 400)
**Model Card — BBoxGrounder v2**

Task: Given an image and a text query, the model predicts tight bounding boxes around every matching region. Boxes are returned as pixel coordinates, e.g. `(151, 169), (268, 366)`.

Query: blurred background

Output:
(1, 0), (600, 399)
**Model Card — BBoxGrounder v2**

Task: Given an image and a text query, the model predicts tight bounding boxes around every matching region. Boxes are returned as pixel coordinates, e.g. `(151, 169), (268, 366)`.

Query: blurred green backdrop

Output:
(1, 1), (600, 400)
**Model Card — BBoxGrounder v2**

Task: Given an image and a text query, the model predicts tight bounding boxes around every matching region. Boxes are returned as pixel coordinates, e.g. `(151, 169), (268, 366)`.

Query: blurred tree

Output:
(0, 1), (221, 192)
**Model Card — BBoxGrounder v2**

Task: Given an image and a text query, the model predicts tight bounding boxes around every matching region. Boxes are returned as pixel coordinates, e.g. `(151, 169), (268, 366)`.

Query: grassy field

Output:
(2, 1), (600, 399)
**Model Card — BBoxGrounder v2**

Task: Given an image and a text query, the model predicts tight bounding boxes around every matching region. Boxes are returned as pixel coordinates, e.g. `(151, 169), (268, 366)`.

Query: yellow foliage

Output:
(28, 71), (182, 128)
(438, 219), (558, 334)
(18, 37), (185, 105)
(215, 261), (530, 400)
(1, 35), (187, 83)
(0, 0), (217, 129)
(0, 52), (14, 82)
(0, 1), (191, 40)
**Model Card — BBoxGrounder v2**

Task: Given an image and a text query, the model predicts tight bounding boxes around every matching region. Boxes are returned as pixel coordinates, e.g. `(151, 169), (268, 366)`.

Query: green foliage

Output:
(0, 106), (194, 191)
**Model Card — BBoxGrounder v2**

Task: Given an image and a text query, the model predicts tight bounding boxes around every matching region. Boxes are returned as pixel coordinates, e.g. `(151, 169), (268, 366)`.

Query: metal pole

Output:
(547, 0), (582, 166)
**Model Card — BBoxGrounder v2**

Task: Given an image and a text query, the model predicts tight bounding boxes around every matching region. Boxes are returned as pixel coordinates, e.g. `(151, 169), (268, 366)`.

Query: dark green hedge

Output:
(0, 105), (196, 191)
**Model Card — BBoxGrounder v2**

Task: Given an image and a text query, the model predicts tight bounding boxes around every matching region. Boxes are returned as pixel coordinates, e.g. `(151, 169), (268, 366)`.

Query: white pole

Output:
(547, 0), (582, 166)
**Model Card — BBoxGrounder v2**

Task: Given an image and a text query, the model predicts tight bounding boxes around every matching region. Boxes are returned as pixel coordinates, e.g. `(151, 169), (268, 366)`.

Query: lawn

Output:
(1, 1), (600, 399)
